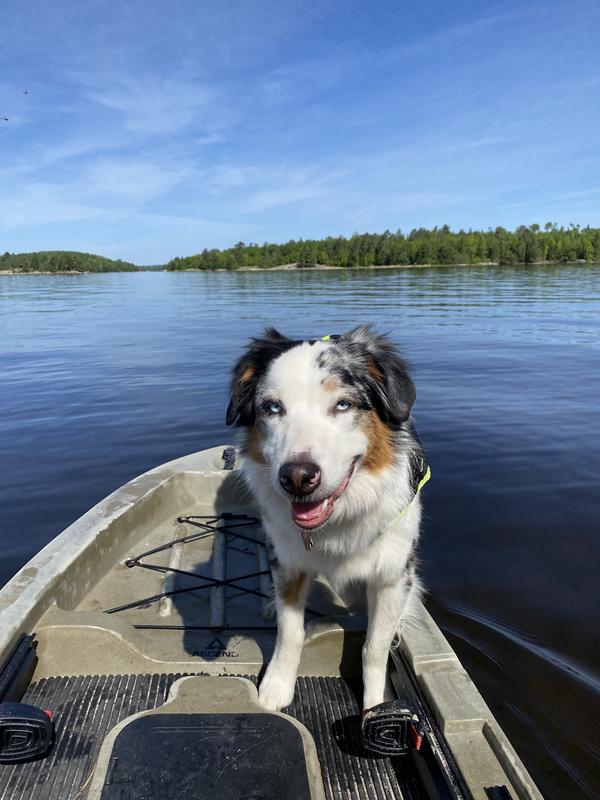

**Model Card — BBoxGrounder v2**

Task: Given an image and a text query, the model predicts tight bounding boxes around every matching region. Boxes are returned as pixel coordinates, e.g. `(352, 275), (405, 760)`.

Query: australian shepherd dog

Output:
(226, 325), (427, 713)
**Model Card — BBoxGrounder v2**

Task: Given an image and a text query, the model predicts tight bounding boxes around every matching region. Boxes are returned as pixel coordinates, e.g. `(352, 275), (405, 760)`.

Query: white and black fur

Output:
(226, 325), (423, 712)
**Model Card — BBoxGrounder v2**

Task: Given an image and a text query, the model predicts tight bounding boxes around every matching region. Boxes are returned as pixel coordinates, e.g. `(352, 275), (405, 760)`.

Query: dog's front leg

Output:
(362, 581), (409, 710)
(259, 570), (309, 711)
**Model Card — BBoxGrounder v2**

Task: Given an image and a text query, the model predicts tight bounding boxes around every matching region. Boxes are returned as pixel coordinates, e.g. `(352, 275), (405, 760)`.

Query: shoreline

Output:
(0, 269), (135, 275)
(0, 260), (592, 276)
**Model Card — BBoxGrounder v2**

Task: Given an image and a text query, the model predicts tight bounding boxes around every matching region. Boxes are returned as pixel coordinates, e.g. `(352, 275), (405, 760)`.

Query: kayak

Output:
(0, 446), (543, 800)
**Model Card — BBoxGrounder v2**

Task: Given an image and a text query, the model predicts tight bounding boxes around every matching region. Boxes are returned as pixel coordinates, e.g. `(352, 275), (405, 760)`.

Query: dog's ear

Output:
(226, 356), (259, 427)
(226, 327), (292, 426)
(341, 325), (416, 428)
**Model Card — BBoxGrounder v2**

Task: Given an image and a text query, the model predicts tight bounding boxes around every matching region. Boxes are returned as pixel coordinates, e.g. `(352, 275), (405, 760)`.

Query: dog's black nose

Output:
(279, 460), (321, 496)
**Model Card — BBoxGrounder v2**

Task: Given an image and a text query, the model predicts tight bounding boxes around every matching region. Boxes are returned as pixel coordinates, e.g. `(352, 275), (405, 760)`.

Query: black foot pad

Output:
(361, 699), (423, 756)
(100, 712), (312, 800)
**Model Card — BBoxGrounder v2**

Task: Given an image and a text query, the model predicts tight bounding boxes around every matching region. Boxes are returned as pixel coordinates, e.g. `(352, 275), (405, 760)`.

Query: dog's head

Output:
(226, 326), (415, 531)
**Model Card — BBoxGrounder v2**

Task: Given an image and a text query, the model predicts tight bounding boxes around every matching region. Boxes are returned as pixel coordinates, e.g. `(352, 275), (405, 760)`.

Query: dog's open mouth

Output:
(290, 459), (357, 531)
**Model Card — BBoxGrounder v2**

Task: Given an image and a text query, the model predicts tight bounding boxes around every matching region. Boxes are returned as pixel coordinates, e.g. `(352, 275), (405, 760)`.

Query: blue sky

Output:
(1, 0), (599, 264)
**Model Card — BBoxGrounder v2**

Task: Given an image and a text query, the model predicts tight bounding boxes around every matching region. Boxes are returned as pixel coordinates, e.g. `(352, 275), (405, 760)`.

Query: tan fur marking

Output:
(278, 572), (306, 605)
(367, 358), (384, 381)
(362, 411), (395, 472)
(238, 366), (255, 384)
(242, 426), (267, 464)
(322, 378), (339, 393)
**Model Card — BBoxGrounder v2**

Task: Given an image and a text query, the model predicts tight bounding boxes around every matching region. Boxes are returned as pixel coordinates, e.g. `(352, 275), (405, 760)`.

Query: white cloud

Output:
(244, 183), (331, 213)
(0, 182), (103, 228)
(0, 150), (197, 230)
(209, 165), (251, 190)
(84, 156), (193, 201)
(205, 164), (346, 213)
(88, 75), (216, 135)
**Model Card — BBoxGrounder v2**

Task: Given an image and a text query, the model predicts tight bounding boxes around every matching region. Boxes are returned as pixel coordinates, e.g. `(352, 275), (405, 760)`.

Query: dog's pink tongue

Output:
(291, 499), (324, 522)
(291, 498), (334, 530)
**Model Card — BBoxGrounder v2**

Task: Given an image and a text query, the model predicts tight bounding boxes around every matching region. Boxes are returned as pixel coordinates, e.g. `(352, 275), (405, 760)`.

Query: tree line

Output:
(3, 224), (600, 273)
(166, 224), (600, 271)
(0, 250), (137, 273)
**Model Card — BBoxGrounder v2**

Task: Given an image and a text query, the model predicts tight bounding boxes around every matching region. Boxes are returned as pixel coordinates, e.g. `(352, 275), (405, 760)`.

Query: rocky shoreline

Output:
(0, 259), (591, 275)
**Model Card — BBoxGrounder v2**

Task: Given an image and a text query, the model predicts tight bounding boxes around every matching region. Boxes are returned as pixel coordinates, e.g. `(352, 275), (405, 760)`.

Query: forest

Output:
(166, 224), (600, 271)
(0, 250), (137, 272)
(2, 224), (600, 273)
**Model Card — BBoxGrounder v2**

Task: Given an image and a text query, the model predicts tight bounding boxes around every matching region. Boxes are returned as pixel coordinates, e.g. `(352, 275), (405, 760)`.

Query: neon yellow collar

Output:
(379, 460), (431, 538)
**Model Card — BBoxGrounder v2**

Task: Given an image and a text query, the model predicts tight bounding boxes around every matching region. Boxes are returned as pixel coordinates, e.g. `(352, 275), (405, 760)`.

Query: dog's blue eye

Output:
(335, 399), (352, 412)
(263, 400), (283, 415)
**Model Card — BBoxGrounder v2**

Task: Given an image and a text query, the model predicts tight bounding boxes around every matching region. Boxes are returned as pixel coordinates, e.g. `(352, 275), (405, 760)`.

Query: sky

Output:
(1, 0), (599, 265)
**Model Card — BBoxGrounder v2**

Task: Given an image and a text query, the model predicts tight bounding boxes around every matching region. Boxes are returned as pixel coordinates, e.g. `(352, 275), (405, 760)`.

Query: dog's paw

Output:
(258, 668), (296, 711)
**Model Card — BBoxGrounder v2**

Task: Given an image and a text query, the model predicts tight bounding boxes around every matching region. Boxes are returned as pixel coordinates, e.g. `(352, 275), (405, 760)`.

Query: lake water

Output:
(1, 266), (599, 799)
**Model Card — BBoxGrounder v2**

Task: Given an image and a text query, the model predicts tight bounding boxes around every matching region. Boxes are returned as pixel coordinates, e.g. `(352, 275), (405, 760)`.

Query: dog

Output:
(226, 325), (428, 712)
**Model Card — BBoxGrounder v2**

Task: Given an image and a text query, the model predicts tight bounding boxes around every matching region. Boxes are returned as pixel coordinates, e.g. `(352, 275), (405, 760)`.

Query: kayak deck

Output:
(27, 460), (359, 681)
(0, 673), (431, 800)
(0, 446), (544, 800)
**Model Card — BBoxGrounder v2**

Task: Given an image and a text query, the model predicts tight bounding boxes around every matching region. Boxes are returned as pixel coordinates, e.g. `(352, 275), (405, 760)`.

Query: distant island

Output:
(2, 224), (599, 274)
(0, 250), (137, 274)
